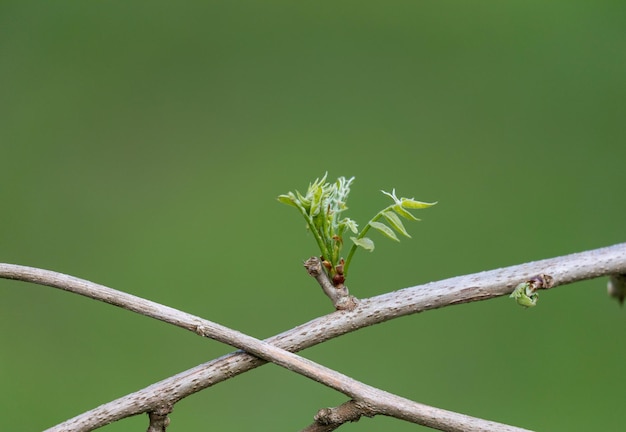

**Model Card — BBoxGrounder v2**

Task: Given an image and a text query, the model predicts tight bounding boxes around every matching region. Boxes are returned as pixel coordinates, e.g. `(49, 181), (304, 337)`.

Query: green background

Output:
(1, 1), (625, 431)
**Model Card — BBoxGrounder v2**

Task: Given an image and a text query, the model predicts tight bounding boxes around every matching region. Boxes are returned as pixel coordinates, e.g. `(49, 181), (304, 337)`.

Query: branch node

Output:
(334, 295), (359, 311)
(510, 273), (555, 308)
(308, 400), (374, 430)
(194, 323), (211, 337)
(528, 273), (554, 290)
(146, 403), (172, 432)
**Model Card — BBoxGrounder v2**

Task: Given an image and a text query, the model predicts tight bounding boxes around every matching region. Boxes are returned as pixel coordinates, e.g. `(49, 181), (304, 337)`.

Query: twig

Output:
(304, 256), (358, 310)
(1, 242), (625, 431)
(301, 400), (373, 432)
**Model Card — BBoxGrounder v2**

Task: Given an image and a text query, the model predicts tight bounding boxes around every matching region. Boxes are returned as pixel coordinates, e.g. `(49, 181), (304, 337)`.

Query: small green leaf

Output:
(392, 204), (420, 221)
(277, 193), (297, 206)
(401, 198), (437, 209)
(342, 218), (358, 234)
(369, 221), (400, 242)
(382, 211), (411, 238)
(296, 190), (310, 209)
(381, 189), (399, 203)
(509, 282), (538, 308)
(351, 236), (375, 251)
(310, 186), (324, 217)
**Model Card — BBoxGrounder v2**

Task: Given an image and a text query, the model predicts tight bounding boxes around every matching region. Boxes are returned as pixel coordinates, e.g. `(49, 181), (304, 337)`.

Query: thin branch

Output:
(301, 400), (373, 432)
(304, 256), (358, 310)
(0, 264), (529, 432)
(1, 242), (625, 431)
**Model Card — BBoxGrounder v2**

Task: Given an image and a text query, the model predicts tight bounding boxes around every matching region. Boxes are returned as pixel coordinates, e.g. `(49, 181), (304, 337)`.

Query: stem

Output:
(297, 203), (331, 261)
(320, 210), (335, 266)
(343, 205), (393, 278)
(304, 257), (358, 310)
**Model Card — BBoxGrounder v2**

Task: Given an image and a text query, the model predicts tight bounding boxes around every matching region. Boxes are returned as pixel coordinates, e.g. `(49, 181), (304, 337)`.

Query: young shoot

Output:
(278, 174), (436, 287)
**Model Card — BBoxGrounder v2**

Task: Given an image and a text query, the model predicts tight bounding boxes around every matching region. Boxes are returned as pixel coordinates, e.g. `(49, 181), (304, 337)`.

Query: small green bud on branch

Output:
(509, 274), (554, 308)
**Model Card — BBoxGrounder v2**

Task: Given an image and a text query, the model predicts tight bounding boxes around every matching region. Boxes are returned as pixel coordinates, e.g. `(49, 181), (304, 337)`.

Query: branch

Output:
(2, 242), (625, 431)
(146, 403), (172, 432)
(0, 263), (528, 432)
(304, 256), (358, 310)
(301, 400), (374, 432)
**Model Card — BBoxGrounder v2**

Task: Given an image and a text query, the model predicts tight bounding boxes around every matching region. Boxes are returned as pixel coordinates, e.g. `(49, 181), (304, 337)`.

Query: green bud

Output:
(510, 282), (539, 308)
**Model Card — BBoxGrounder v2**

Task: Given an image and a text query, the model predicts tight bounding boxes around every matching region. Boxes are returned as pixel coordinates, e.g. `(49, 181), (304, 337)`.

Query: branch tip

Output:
(304, 256), (324, 277)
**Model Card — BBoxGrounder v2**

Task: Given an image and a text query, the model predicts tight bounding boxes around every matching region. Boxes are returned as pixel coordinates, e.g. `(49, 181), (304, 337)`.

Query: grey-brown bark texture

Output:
(1, 242), (624, 432)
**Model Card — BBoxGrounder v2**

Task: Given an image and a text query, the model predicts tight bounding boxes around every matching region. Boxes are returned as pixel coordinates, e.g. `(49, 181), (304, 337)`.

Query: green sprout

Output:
(509, 282), (539, 308)
(278, 174), (436, 287)
(509, 274), (554, 308)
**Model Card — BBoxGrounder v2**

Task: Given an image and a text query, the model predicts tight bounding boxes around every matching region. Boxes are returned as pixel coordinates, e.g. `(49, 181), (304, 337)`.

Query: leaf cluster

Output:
(278, 174), (357, 271)
(278, 174), (436, 284)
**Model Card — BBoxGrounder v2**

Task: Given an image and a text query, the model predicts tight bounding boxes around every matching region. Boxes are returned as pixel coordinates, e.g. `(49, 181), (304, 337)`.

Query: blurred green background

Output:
(1, 1), (625, 431)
